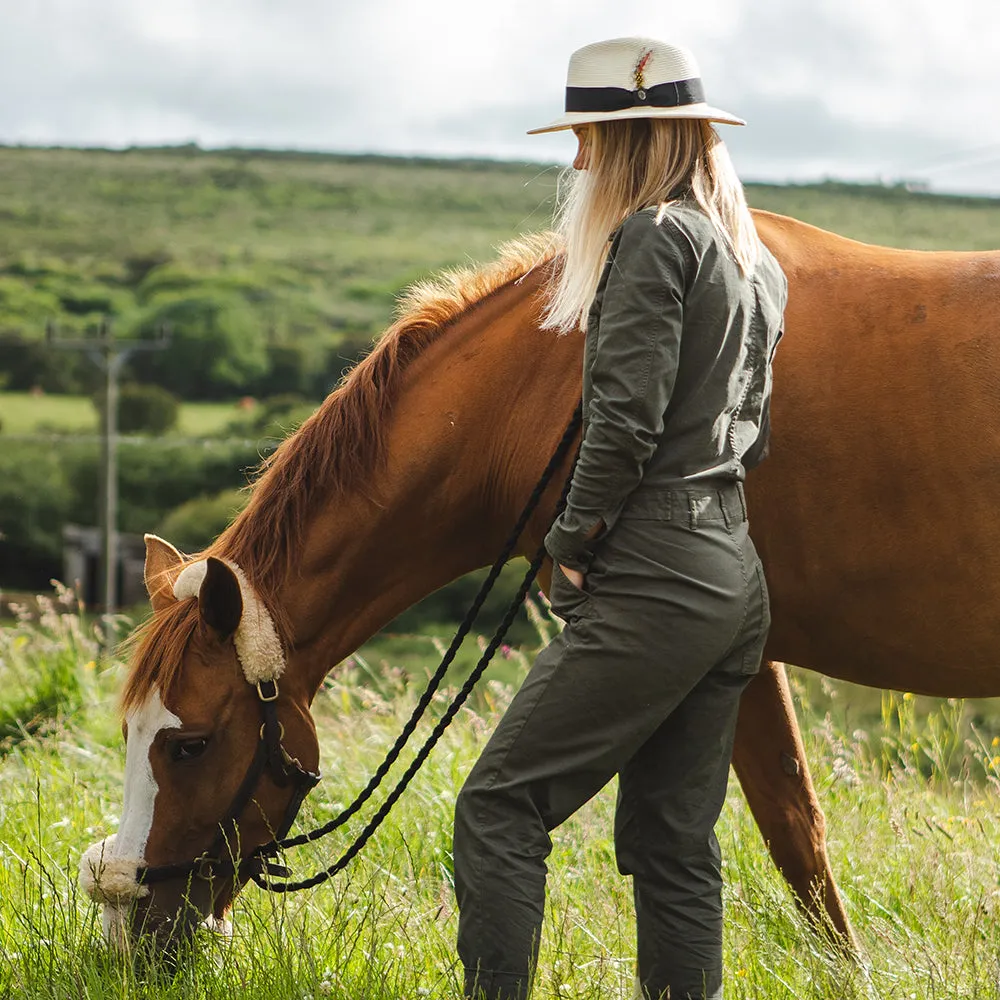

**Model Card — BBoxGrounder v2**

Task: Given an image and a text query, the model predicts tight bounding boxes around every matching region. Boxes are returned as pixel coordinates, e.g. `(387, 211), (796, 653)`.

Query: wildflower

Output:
(911, 742), (920, 753)
(992, 737), (1000, 748)
(902, 692), (914, 702)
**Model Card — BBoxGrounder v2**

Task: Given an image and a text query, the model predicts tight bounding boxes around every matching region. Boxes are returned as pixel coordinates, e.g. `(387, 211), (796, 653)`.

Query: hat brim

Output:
(526, 103), (745, 135)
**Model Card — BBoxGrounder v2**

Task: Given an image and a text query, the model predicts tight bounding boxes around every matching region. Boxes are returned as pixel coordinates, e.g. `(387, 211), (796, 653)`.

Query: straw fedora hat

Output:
(527, 37), (744, 135)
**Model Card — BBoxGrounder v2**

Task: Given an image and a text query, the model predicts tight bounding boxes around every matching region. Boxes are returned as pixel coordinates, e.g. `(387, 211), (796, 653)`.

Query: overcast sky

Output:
(3, 0), (999, 195)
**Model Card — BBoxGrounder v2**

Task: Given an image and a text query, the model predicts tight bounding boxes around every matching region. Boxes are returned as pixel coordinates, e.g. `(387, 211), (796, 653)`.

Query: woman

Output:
(453, 37), (786, 1000)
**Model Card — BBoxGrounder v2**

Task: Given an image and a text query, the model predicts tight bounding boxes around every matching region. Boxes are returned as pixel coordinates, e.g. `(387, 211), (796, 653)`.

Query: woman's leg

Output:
(614, 643), (754, 1000)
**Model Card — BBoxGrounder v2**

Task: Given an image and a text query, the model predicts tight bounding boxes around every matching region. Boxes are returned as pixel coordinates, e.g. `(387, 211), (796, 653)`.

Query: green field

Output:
(0, 391), (241, 436)
(1, 145), (998, 368)
(2, 601), (1000, 999)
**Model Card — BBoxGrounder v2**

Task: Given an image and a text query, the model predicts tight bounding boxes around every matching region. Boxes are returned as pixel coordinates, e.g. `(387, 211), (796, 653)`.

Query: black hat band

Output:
(565, 77), (705, 114)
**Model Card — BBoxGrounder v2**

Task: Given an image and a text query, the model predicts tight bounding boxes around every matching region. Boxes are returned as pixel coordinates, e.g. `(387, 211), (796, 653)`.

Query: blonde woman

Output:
(453, 38), (787, 1000)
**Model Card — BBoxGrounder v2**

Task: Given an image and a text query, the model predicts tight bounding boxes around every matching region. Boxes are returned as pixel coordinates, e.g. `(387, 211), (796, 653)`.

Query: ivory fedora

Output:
(527, 37), (744, 135)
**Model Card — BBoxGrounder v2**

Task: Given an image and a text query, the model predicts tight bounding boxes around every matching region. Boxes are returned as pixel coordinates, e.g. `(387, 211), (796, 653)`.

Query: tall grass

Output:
(2, 596), (1000, 998)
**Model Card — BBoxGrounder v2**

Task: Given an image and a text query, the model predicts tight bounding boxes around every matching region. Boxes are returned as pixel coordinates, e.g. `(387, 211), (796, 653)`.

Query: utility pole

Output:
(47, 319), (169, 657)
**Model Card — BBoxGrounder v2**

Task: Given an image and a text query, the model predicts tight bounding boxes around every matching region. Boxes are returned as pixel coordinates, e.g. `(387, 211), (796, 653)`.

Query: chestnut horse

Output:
(80, 210), (1000, 953)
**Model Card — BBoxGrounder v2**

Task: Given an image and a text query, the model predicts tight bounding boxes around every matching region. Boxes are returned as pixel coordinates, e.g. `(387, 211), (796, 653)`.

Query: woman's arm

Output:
(545, 211), (689, 571)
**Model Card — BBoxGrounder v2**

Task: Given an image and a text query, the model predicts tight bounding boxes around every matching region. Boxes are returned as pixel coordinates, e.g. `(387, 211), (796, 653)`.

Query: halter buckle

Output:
(256, 679), (279, 702)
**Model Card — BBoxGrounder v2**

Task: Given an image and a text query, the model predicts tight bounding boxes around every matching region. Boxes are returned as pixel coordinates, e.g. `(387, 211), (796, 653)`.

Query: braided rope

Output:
(250, 407), (581, 889)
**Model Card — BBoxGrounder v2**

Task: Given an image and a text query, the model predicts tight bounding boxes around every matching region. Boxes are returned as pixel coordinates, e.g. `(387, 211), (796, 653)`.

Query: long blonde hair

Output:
(543, 118), (759, 333)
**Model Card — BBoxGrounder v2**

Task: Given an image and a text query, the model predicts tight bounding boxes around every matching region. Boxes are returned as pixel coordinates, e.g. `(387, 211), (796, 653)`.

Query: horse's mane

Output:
(121, 233), (557, 714)
(214, 232), (557, 594)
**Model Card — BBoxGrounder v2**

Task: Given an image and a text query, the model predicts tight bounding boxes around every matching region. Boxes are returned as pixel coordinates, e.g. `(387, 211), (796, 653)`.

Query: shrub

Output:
(226, 393), (316, 439)
(92, 382), (179, 435)
(123, 249), (172, 288)
(65, 438), (262, 536)
(0, 440), (77, 587)
(0, 335), (100, 394)
(0, 434), (267, 588)
(128, 290), (269, 399)
(253, 344), (312, 397)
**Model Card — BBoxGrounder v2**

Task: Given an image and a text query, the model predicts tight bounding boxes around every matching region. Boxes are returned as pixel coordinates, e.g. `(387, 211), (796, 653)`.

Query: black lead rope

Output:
(138, 405), (582, 891)
(248, 405), (582, 892)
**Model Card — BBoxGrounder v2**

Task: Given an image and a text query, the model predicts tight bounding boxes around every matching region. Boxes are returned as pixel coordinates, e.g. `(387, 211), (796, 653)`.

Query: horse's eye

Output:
(170, 737), (209, 763)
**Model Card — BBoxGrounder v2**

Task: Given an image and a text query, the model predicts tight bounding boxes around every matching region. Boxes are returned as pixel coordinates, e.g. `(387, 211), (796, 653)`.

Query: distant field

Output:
(1, 145), (997, 357)
(747, 182), (1000, 251)
(0, 147), (563, 349)
(0, 391), (248, 436)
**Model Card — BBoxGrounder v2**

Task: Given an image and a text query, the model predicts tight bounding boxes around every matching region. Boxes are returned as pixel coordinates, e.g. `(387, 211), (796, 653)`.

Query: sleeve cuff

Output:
(544, 512), (605, 571)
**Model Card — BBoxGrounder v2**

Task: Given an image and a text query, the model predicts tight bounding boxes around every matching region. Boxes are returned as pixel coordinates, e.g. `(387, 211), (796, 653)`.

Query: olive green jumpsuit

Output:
(454, 201), (788, 1000)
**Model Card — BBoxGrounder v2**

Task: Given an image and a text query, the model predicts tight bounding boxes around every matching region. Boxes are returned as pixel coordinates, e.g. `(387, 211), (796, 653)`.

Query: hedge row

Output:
(0, 334), (370, 401)
(0, 437), (261, 589)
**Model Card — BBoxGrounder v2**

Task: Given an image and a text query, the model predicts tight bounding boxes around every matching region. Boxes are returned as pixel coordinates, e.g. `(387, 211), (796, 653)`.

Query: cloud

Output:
(1, 0), (997, 194)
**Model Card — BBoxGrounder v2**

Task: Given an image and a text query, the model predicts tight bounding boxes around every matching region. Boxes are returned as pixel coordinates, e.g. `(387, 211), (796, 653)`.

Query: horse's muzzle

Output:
(80, 835), (217, 946)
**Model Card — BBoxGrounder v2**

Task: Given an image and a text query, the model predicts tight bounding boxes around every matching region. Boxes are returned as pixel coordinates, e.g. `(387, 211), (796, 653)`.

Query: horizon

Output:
(3, 140), (997, 205)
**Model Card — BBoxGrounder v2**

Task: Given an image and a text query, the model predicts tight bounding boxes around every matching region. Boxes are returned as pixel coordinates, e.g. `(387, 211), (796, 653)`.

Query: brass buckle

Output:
(260, 721), (285, 740)
(256, 680), (279, 702)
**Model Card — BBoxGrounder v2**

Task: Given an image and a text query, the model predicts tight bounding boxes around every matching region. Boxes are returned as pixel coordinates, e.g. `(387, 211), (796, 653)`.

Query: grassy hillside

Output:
(1, 145), (998, 365)
(0, 147), (561, 354)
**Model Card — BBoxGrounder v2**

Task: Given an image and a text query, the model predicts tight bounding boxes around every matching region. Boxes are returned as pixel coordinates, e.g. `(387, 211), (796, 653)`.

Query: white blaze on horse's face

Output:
(95, 688), (180, 941)
(120, 689), (181, 860)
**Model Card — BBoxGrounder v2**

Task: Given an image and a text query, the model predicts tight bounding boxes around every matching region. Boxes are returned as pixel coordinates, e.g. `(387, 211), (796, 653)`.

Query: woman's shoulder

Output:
(616, 201), (719, 255)
(611, 205), (698, 272)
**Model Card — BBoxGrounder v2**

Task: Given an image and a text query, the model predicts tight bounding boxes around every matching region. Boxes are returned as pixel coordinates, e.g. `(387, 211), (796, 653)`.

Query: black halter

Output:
(137, 677), (320, 887)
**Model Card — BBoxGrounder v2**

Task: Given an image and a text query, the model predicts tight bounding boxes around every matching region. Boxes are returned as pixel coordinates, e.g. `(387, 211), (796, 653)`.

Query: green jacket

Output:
(544, 200), (788, 570)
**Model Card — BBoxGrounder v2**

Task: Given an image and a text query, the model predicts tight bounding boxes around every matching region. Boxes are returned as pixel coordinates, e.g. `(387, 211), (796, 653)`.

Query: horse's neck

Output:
(276, 270), (581, 700)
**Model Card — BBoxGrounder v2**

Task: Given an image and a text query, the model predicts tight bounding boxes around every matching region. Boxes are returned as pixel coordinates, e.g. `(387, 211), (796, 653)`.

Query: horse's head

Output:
(79, 535), (320, 946)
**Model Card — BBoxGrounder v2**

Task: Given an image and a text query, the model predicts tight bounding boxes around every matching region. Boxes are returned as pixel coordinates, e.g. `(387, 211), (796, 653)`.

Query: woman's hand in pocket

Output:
(559, 564), (585, 590)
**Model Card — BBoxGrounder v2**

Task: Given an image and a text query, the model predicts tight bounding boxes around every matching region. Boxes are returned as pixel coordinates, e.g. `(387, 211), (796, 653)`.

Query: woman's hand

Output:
(557, 520), (603, 590)
(559, 564), (585, 590)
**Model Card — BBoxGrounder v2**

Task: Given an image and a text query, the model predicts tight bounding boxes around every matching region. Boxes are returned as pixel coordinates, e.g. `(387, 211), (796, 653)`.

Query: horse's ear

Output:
(143, 534), (184, 612)
(198, 557), (243, 639)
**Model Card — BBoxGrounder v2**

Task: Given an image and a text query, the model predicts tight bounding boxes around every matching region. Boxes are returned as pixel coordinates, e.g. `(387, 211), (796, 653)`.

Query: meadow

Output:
(3, 594), (1000, 1000)
(2, 145), (999, 366)
(0, 391), (240, 436)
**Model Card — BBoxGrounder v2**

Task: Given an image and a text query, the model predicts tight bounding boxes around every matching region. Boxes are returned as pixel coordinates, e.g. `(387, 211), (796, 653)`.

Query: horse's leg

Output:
(732, 660), (856, 949)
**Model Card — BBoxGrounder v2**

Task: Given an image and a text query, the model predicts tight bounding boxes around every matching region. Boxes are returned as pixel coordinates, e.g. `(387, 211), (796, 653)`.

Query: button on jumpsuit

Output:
(453, 201), (788, 1000)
